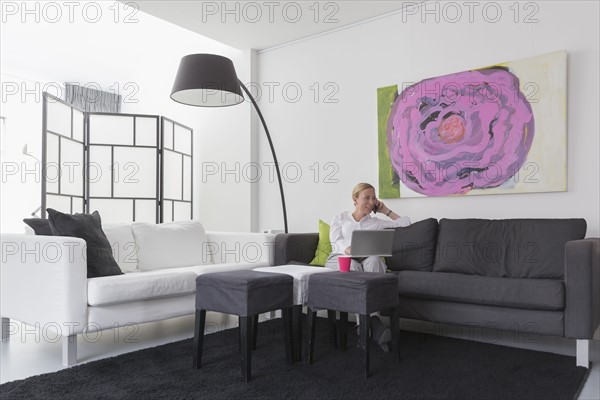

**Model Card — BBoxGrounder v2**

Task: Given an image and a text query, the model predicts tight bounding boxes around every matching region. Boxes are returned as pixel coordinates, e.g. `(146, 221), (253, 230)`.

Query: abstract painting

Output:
(377, 50), (567, 198)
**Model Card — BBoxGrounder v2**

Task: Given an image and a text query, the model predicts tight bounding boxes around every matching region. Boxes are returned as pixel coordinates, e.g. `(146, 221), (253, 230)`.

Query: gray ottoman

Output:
(193, 270), (294, 382)
(306, 271), (400, 378)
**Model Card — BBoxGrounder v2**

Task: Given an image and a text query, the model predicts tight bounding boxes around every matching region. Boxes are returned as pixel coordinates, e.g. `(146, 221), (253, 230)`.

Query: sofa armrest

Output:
(1, 234), (88, 336)
(565, 238), (600, 339)
(274, 233), (319, 266)
(205, 231), (275, 265)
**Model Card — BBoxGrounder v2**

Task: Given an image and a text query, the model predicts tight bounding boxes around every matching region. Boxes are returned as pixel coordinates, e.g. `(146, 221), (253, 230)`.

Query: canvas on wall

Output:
(377, 50), (567, 198)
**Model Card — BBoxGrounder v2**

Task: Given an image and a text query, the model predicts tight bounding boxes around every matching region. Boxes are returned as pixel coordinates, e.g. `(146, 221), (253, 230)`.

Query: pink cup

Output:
(338, 256), (351, 272)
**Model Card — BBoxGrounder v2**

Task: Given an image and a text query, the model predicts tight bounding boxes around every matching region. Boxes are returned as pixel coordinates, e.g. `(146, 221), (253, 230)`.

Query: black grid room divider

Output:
(41, 92), (193, 223)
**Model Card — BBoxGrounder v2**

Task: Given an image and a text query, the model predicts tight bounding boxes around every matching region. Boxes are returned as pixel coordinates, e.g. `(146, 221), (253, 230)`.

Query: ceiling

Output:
(134, 1), (421, 51)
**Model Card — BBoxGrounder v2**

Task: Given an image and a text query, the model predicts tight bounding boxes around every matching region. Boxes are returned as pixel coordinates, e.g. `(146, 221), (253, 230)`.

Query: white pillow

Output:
(131, 220), (212, 271)
(103, 223), (139, 272)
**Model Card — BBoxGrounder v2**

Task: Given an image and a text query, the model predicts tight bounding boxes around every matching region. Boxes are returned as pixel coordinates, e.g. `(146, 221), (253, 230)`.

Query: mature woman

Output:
(325, 182), (411, 351)
(325, 182), (411, 272)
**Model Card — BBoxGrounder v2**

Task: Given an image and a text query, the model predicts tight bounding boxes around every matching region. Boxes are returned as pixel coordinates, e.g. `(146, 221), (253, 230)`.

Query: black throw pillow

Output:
(23, 218), (53, 236)
(46, 208), (123, 278)
(385, 218), (439, 272)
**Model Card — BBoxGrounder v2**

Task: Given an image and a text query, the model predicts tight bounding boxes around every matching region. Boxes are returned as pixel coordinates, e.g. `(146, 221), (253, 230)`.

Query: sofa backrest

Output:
(131, 220), (213, 270)
(433, 218), (587, 279)
(103, 223), (139, 272)
(385, 218), (439, 272)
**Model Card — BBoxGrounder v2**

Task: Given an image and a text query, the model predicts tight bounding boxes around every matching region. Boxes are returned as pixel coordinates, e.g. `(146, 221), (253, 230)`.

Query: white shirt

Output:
(329, 211), (411, 255)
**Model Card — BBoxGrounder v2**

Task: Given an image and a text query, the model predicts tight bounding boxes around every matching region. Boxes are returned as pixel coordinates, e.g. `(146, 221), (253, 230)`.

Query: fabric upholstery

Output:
(253, 265), (335, 305)
(307, 272), (399, 315)
(397, 297), (565, 337)
(102, 223), (139, 272)
(195, 271), (293, 316)
(433, 218), (587, 278)
(396, 271), (564, 311)
(565, 238), (600, 339)
(385, 218), (438, 271)
(46, 208), (123, 278)
(87, 270), (197, 306)
(23, 218), (53, 236)
(87, 294), (196, 332)
(132, 220), (212, 271)
(274, 233), (319, 265)
(1, 234), (89, 336)
(309, 220), (332, 267)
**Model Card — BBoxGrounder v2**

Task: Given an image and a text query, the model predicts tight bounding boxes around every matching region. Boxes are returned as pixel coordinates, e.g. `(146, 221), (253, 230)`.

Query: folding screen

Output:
(42, 93), (86, 217)
(161, 117), (193, 222)
(87, 112), (160, 223)
(42, 93), (192, 223)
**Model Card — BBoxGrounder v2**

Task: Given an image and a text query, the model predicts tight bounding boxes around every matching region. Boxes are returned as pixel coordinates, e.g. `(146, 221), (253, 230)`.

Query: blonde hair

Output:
(352, 183), (375, 200)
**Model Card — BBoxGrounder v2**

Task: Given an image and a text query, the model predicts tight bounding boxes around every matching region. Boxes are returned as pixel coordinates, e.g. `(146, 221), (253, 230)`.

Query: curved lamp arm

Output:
(238, 80), (288, 234)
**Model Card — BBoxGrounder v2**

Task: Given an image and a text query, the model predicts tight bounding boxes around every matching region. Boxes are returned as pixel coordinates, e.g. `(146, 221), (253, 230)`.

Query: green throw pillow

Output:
(309, 219), (331, 267)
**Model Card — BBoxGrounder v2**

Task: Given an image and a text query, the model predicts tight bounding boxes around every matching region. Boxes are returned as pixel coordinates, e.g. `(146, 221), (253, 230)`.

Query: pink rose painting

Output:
(377, 51), (567, 198)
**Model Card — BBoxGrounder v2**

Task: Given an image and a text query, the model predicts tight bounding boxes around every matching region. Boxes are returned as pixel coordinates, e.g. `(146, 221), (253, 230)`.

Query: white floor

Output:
(1, 315), (599, 400)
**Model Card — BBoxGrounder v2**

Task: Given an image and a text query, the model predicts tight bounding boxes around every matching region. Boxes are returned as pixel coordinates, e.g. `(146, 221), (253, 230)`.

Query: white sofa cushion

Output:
(87, 269), (197, 306)
(172, 261), (271, 276)
(132, 220), (212, 271)
(253, 265), (334, 305)
(103, 223), (139, 272)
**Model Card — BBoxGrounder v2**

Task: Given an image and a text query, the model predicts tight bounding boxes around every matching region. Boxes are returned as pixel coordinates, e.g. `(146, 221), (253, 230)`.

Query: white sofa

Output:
(0, 220), (275, 366)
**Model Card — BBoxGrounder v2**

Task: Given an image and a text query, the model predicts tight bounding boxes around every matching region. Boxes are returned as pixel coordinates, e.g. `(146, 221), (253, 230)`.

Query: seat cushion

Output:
(196, 271), (293, 316)
(307, 272), (399, 314)
(88, 270), (197, 306)
(254, 265), (335, 305)
(132, 220), (212, 271)
(174, 262), (271, 276)
(396, 271), (564, 311)
(433, 218), (587, 278)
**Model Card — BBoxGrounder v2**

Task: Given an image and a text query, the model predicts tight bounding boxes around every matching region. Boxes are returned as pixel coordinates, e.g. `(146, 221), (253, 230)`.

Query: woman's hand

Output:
(344, 247), (351, 255)
(376, 200), (389, 215)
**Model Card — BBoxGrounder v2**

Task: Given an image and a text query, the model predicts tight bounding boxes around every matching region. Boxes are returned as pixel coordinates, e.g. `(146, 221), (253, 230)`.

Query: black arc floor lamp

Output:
(170, 53), (288, 233)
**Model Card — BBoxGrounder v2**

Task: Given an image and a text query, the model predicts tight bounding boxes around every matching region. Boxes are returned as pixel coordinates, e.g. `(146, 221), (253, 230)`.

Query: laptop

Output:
(350, 230), (395, 257)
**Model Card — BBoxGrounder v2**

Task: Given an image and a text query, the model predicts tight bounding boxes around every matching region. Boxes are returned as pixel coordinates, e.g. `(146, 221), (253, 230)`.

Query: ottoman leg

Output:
(193, 309), (206, 369)
(240, 316), (253, 382)
(327, 310), (338, 348)
(390, 307), (401, 362)
(359, 314), (370, 378)
(252, 315), (259, 350)
(292, 305), (303, 361)
(338, 312), (348, 351)
(282, 307), (294, 364)
(306, 308), (317, 364)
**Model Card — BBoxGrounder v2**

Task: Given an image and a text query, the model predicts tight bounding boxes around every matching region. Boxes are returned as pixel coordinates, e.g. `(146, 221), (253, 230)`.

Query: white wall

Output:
(0, 1), (254, 233)
(255, 1), (600, 237)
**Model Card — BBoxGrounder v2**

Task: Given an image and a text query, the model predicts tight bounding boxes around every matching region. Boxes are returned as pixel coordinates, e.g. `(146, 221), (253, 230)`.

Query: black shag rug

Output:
(0, 318), (589, 399)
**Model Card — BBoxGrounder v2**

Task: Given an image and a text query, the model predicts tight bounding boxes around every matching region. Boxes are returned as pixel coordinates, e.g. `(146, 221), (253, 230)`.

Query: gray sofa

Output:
(274, 218), (600, 367)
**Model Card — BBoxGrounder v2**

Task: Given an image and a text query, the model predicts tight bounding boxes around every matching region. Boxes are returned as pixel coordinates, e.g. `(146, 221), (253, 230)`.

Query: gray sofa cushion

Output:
(23, 218), (53, 235)
(47, 208), (123, 278)
(397, 271), (565, 311)
(385, 218), (438, 272)
(433, 218), (587, 278)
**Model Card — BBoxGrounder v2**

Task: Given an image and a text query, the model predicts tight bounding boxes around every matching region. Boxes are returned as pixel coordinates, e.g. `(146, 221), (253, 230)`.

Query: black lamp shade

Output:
(170, 54), (244, 107)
